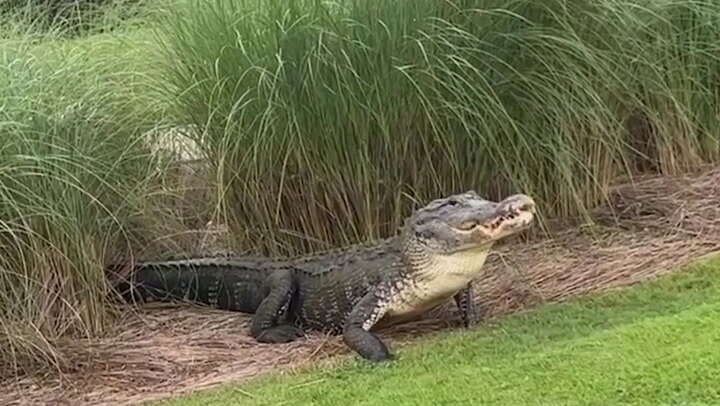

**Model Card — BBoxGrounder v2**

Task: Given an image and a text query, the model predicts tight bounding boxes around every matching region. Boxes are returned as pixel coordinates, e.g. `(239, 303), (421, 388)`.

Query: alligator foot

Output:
(454, 284), (480, 328)
(255, 325), (305, 343)
(341, 289), (394, 362)
(343, 328), (393, 362)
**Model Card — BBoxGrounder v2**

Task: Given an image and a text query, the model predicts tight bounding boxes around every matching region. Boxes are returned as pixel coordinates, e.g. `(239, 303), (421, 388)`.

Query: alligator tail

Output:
(111, 259), (270, 313)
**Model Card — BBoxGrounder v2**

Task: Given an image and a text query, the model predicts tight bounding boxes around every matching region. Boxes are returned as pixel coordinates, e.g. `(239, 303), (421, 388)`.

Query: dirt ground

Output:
(3, 166), (719, 406)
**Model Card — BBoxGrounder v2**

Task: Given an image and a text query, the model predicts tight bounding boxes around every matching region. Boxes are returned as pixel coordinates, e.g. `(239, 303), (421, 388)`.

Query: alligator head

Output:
(405, 191), (536, 255)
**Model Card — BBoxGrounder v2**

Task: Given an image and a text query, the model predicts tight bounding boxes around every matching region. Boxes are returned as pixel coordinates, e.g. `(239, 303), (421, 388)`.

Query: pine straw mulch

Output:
(3, 167), (720, 406)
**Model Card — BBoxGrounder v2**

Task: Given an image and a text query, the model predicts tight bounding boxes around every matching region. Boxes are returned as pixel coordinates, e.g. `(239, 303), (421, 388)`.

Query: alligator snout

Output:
(497, 194), (536, 217)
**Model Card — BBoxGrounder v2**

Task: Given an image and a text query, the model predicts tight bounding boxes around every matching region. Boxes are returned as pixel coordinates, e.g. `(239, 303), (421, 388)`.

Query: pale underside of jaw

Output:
(448, 241), (494, 256)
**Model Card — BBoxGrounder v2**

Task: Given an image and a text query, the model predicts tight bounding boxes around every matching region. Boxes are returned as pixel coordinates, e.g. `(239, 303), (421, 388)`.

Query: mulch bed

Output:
(3, 167), (719, 406)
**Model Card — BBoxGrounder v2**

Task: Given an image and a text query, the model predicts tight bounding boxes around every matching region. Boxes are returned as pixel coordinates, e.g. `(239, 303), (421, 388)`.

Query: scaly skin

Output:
(117, 191), (536, 361)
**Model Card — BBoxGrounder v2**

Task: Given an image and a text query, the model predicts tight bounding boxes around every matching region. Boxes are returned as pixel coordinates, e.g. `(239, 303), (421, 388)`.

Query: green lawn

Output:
(155, 254), (720, 406)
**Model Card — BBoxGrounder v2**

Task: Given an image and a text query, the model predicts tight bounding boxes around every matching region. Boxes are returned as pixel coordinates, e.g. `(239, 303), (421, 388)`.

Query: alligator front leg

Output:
(250, 270), (304, 343)
(453, 283), (479, 328)
(343, 290), (392, 362)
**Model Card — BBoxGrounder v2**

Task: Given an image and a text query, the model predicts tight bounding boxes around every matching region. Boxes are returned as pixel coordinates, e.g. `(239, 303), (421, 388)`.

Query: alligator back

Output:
(289, 240), (404, 332)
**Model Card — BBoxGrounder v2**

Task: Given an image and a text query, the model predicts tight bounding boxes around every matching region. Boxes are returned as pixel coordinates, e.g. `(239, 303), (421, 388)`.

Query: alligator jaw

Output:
(480, 194), (536, 240)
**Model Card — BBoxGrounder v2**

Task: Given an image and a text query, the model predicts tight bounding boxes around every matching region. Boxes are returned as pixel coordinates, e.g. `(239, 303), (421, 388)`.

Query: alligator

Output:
(117, 191), (536, 362)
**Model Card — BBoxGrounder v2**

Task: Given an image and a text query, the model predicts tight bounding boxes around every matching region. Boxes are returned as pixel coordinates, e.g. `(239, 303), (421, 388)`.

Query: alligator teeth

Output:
(496, 211), (519, 226)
